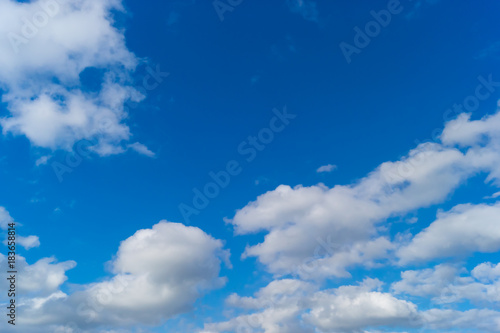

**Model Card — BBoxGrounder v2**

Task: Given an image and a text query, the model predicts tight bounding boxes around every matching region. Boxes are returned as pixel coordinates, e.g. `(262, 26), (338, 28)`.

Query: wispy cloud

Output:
(316, 164), (337, 173)
(287, 0), (319, 22)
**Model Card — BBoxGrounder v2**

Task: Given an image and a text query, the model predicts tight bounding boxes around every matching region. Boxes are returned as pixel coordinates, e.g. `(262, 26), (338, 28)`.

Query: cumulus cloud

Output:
(304, 279), (421, 332)
(229, 144), (471, 279)
(421, 308), (500, 332)
(393, 262), (500, 305)
(0, 0), (149, 156)
(0, 254), (75, 306)
(473, 262), (500, 283)
(18, 256), (76, 295)
(202, 278), (422, 333)
(202, 279), (316, 333)
(0, 221), (230, 332)
(392, 264), (459, 299)
(227, 105), (500, 280)
(16, 235), (40, 250)
(397, 203), (500, 264)
(203, 276), (500, 333)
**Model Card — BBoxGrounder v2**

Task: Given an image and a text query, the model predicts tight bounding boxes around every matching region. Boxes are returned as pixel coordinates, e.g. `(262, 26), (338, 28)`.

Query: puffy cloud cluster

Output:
(203, 107), (500, 332)
(0, 0), (149, 156)
(77, 221), (231, 326)
(227, 107), (500, 281)
(0, 217), (230, 333)
(393, 262), (500, 304)
(201, 277), (500, 333)
(304, 279), (420, 332)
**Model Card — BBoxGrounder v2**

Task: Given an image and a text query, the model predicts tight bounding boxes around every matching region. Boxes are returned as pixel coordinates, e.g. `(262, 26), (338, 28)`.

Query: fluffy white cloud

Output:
(228, 106), (500, 280)
(393, 262), (500, 305)
(0, 221), (230, 332)
(421, 308), (500, 332)
(441, 111), (500, 147)
(304, 279), (421, 333)
(202, 278), (422, 333)
(442, 110), (500, 184)
(17, 235), (40, 250)
(201, 279), (316, 333)
(397, 203), (500, 264)
(392, 264), (459, 299)
(229, 142), (471, 279)
(473, 262), (500, 283)
(0, 0), (149, 156)
(203, 276), (500, 333)
(0, 253), (76, 320)
(17, 256), (76, 295)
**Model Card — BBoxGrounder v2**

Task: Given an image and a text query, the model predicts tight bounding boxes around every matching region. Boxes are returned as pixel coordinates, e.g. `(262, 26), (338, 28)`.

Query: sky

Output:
(0, 0), (500, 332)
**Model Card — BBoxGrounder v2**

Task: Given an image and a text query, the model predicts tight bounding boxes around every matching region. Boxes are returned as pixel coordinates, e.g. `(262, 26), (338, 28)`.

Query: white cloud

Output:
(202, 278), (421, 333)
(201, 278), (317, 333)
(441, 112), (500, 147)
(305, 279), (421, 332)
(127, 142), (155, 157)
(392, 264), (459, 299)
(316, 164), (336, 173)
(0, 221), (230, 332)
(421, 308), (500, 332)
(473, 262), (500, 283)
(228, 105), (500, 280)
(0, 254), (75, 299)
(485, 191), (500, 199)
(397, 203), (500, 264)
(17, 235), (41, 250)
(229, 143), (470, 279)
(0, 0), (149, 156)
(392, 262), (500, 305)
(0, 207), (39, 249)
(18, 256), (76, 295)
(203, 276), (500, 333)
(35, 155), (52, 166)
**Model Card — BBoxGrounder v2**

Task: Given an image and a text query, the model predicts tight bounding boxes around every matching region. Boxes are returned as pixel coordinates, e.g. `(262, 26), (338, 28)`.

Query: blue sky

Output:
(1, 0), (500, 332)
